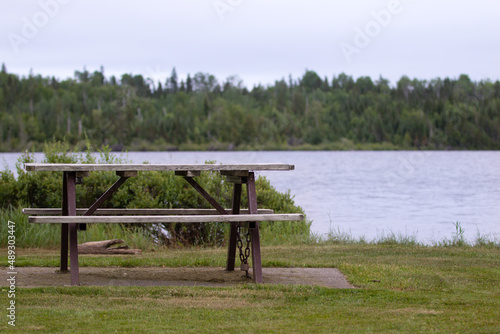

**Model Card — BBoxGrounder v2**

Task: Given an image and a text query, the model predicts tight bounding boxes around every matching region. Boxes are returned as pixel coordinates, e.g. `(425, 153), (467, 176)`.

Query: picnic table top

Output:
(24, 163), (295, 172)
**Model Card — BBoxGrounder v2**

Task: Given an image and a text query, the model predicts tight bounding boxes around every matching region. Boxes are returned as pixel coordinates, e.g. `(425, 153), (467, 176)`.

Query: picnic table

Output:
(23, 163), (304, 286)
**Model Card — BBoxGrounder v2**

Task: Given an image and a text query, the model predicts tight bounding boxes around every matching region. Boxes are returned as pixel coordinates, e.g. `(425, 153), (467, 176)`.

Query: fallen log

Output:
(78, 239), (142, 255)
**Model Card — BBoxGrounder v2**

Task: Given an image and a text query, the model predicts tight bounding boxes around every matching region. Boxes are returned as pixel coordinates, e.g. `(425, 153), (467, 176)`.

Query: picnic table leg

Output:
(226, 183), (242, 271)
(60, 173), (69, 272)
(60, 225), (69, 272)
(247, 172), (263, 283)
(64, 171), (79, 286)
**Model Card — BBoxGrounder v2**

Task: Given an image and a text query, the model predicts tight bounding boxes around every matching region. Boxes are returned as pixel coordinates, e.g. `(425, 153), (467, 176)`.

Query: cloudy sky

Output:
(1, 0), (499, 88)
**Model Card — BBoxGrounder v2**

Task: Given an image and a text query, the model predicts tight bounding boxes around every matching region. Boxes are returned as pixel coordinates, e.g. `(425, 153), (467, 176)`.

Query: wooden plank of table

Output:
(23, 208), (275, 215)
(24, 163), (295, 172)
(29, 213), (304, 224)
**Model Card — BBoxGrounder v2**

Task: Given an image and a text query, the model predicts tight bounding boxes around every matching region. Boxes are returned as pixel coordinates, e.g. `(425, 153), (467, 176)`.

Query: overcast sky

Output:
(1, 0), (499, 88)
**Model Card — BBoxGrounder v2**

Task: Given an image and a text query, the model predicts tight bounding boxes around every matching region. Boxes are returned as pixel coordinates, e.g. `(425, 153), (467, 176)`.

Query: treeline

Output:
(1, 64), (499, 151)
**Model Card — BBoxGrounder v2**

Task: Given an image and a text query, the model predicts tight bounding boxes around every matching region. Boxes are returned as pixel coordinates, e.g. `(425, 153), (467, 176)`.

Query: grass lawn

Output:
(1, 244), (499, 333)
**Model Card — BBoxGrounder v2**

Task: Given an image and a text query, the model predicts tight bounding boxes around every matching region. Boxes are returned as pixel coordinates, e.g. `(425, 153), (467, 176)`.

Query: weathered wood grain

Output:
(23, 208), (274, 215)
(24, 163), (295, 172)
(29, 213), (304, 224)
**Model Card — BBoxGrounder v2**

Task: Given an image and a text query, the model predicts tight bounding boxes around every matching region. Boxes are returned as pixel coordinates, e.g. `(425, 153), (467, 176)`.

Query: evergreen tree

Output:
(170, 67), (178, 94)
(156, 82), (163, 96)
(322, 76), (329, 91)
(186, 74), (193, 93)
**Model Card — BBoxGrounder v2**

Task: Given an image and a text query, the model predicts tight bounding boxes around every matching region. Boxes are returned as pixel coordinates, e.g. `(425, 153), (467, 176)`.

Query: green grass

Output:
(1, 244), (499, 333)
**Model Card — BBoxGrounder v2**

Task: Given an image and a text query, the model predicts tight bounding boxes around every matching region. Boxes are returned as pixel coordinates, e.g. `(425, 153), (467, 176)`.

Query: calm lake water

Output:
(2, 151), (499, 243)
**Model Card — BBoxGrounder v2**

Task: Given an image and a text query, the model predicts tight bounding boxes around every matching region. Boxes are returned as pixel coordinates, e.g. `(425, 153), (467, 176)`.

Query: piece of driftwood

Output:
(78, 239), (141, 255)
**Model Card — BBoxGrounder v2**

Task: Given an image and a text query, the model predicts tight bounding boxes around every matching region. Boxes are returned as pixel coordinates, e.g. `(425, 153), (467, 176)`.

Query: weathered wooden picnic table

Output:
(23, 163), (304, 286)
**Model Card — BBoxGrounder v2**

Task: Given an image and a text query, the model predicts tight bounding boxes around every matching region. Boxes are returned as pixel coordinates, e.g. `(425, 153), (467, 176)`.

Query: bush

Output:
(0, 140), (309, 248)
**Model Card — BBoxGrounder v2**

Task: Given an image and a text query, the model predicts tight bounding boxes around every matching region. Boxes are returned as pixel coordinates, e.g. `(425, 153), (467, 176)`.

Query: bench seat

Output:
(28, 213), (304, 224)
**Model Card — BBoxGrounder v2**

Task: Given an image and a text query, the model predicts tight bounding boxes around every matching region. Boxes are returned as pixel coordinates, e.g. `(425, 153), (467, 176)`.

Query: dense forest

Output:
(0, 64), (499, 152)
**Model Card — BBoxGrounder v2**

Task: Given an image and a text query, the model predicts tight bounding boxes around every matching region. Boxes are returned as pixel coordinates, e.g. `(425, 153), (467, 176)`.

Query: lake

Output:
(2, 151), (499, 243)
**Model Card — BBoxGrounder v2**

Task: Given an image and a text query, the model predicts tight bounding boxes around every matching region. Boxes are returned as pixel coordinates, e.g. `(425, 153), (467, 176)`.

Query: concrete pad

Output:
(1, 267), (355, 288)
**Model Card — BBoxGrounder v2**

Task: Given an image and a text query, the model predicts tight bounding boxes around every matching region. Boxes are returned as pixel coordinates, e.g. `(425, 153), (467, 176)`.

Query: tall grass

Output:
(0, 205), (60, 249)
(0, 204), (155, 249)
(323, 222), (499, 248)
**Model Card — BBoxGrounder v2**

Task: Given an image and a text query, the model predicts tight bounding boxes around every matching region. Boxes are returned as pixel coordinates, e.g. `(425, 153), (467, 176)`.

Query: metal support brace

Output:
(182, 177), (229, 215)
(79, 174), (132, 230)
(83, 176), (129, 216)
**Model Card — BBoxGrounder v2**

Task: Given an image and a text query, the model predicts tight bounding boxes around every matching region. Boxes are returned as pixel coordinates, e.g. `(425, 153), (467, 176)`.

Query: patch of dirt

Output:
(1, 267), (354, 288)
